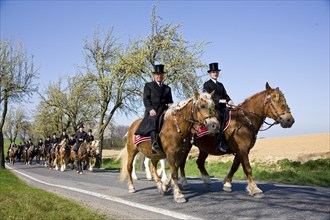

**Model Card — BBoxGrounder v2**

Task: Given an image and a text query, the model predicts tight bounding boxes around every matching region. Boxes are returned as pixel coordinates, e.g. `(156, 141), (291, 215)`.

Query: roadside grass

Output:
(0, 168), (112, 220)
(104, 157), (330, 187)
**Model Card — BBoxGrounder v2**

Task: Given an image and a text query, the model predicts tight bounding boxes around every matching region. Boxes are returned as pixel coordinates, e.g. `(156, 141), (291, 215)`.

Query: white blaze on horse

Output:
(178, 83), (295, 198)
(119, 90), (220, 203)
(131, 152), (167, 182)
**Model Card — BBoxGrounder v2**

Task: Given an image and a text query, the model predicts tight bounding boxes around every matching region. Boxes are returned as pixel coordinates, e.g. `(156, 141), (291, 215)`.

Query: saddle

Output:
(195, 109), (231, 139)
(134, 112), (166, 146)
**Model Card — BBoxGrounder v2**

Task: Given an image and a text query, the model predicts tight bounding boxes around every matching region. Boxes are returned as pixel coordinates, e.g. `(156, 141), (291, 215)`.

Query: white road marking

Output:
(6, 164), (202, 220)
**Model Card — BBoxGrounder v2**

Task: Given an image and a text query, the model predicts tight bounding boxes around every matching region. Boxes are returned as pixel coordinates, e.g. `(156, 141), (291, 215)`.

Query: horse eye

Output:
(200, 104), (206, 109)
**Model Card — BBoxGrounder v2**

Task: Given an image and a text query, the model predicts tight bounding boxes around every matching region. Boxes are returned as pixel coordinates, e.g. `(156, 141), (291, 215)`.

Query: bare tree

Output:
(0, 41), (38, 168)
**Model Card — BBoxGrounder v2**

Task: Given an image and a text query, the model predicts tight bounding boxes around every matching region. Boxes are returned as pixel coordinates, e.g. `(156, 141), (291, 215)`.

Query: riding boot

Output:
(150, 131), (161, 154)
(216, 132), (228, 152)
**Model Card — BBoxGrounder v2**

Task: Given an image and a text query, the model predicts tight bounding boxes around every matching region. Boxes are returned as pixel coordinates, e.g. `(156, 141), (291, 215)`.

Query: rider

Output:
(73, 124), (87, 158)
(203, 62), (234, 152)
(60, 128), (69, 141)
(50, 132), (59, 154)
(68, 134), (76, 147)
(135, 64), (173, 153)
(86, 129), (94, 143)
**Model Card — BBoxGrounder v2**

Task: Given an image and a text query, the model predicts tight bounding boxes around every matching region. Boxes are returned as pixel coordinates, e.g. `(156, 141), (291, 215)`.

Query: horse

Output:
(119, 90), (220, 203)
(131, 152), (167, 182)
(24, 145), (37, 165)
(8, 144), (18, 165)
(74, 142), (90, 174)
(46, 143), (57, 169)
(178, 82), (295, 198)
(86, 140), (101, 171)
(54, 139), (71, 172)
(35, 144), (47, 166)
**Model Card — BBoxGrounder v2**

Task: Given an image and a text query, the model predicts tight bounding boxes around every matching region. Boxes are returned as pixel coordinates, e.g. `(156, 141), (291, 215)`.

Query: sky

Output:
(1, 0), (329, 138)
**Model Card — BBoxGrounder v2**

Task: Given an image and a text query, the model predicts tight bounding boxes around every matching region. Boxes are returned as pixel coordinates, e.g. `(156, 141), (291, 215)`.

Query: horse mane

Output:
(164, 92), (214, 119)
(238, 90), (266, 108)
(164, 98), (193, 118)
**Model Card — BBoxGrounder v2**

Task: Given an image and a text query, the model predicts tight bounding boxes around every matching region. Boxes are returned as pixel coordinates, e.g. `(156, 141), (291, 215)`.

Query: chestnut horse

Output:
(54, 139), (70, 172)
(178, 82), (295, 198)
(87, 140), (101, 171)
(119, 90), (220, 203)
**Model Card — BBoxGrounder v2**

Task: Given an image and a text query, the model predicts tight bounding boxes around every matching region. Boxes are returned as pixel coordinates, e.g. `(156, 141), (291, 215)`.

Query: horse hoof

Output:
(79, 171), (83, 175)
(253, 192), (264, 199)
(223, 186), (232, 192)
(129, 188), (136, 193)
(174, 197), (187, 203)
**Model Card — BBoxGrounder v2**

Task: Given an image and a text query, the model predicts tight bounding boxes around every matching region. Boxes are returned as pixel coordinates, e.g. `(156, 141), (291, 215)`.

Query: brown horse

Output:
(73, 142), (89, 174)
(8, 145), (18, 164)
(178, 82), (295, 198)
(119, 90), (220, 203)
(54, 139), (70, 172)
(87, 140), (101, 171)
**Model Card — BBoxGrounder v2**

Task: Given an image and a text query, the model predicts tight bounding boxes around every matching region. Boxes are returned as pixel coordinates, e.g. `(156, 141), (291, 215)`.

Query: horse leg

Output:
(223, 154), (241, 192)
(131, 154), (138, 180)
(167, 156), (186, 203)
(150, 159), (163, 195)
(127, 149), (138, 193)
(178, 150), (191, 189)
(158, 159), (167, 182)
(196, 151), (212, 187)
(240, 152), (263, 198)
(144, 158), (153, 180)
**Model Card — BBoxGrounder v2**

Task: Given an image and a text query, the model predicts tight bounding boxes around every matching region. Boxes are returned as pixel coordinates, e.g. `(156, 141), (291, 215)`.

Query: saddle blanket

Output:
(134, 111), (231, 145)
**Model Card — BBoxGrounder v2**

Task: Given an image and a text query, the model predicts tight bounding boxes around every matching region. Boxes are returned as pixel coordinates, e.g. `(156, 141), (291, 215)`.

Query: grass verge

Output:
(103, 158), (330, 188)
(0, 168), (112, 220)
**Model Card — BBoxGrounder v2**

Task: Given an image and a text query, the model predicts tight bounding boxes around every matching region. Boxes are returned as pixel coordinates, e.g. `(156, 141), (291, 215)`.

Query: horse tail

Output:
(118, 143), (128, 182)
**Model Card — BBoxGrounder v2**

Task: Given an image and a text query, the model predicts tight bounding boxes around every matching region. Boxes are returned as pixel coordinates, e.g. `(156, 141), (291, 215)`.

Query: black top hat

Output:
(153, 64), (165, 74)
(88, 129), (92, 132)
(207, 63), (221, 72)
(79, 124), (84, 129)
(62, 128), (66, 132)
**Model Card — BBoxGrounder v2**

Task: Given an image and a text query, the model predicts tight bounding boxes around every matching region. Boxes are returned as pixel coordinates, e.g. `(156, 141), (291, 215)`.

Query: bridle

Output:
(173, 98), (218, 144)
(233, 91), (291, 132)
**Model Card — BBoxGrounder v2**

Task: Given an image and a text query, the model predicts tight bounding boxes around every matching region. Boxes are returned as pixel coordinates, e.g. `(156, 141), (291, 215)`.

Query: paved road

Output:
(5, 162), (330, 220)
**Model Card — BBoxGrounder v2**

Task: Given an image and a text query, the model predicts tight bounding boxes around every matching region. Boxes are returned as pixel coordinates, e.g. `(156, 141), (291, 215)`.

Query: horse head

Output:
(90, 140), (101, 156)
(193, 90), (220, 133)
(265, 82), (295, 128)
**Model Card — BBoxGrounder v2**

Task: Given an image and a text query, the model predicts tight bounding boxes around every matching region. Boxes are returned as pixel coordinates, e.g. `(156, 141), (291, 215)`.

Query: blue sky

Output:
(1, 0), (329, 138)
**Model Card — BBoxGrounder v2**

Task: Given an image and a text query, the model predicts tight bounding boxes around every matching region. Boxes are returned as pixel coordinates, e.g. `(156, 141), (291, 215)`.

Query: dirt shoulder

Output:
(103, 133), (330, 163)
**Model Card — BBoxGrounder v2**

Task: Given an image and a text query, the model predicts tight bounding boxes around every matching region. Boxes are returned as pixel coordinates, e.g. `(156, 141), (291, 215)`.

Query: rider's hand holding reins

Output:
(150, 109), (156, 116)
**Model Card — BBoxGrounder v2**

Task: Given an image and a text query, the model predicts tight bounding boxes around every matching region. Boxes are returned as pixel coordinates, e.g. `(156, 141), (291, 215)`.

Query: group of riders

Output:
(6, 124), (95, 166)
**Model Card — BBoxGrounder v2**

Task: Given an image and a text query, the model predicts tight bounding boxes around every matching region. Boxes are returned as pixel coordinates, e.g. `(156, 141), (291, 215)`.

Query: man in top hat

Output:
(73, 124), (87, 157)
(86, 129), (94, 143)
(203, 62), (234, 152)
(60, 128), (69, 141)
(135, 64), (173, 153)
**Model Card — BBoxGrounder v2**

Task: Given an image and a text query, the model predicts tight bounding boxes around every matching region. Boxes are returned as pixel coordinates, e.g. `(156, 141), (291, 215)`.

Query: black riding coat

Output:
(86, 134), (94, 143)
(203, 79), (231, 112)
(135, 81), (173, 136)
(74, 130), (87, 151)
(60, 133), (69, 141)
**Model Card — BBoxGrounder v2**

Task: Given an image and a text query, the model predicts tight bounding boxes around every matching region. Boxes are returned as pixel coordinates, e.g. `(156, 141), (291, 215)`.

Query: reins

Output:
(229, 91), (287, 132)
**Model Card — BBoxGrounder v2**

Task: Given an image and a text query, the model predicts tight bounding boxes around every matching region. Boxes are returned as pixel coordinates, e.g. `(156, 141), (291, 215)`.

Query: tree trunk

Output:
(0, 131), (5, 168)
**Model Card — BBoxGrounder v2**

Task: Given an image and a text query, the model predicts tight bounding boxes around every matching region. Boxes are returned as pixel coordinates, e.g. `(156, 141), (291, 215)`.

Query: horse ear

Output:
(194, 89), (200, 99)
(266, 82), (272, 93)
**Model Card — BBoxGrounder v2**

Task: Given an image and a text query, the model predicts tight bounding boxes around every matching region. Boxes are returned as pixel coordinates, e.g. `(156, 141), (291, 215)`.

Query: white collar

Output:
(211, 79), (217, 84)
